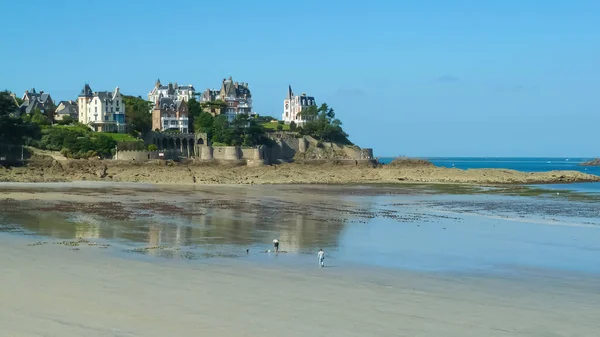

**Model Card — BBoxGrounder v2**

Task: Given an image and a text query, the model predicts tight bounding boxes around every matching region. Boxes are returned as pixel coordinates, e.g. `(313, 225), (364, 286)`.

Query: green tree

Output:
(57, 115), (75, 125)
(211, 115), (234, 145)
(298, 105), (318, 120)
(186, 98), (202, 133)
(289, 121), (297, 131)
(0, 90), (41, 145)
(194, 112), (214, 135)
(200, 100), (227, 115)
(299, 103), (350, 144)
(123, 95), (153, 136)
(31, 108), (51, 126)
(148, 144), (158, 151)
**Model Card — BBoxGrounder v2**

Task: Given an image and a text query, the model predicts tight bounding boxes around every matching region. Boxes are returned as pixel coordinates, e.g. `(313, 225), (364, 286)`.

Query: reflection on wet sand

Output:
(0, 185), (371, 259)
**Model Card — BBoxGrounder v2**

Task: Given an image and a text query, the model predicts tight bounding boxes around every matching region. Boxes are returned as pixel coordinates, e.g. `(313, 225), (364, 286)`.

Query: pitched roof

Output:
(95, 91), (114, 101)
(56, 101), (78, 115)
(156, 97), (184, 110)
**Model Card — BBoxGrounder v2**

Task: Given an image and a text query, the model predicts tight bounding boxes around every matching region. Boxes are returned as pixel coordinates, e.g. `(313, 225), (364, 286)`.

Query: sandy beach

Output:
(2, 235), (600, 337)
(2, 183), (600, 336)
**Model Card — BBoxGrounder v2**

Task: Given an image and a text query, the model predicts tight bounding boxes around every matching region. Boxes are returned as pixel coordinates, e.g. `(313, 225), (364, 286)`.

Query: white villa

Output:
(77, 84), (126, 133)
(148, 79), (195, 103)
(282, 85), (316, 125)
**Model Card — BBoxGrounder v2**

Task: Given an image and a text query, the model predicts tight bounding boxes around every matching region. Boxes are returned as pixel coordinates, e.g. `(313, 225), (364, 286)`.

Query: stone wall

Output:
(360, 148), (374, 160)
(267, 132), (301, 162)
(116, 130), (371, 166)
(241, 147), (263, 160)
(212, 146), (241, 160)
(265, 132), (374, 164)
(115, 150), (178, 161)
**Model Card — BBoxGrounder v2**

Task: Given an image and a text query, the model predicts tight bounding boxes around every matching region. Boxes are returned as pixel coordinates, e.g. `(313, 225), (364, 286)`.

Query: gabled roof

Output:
(56, 101), (78, 115)
(95, 91), (114, 101)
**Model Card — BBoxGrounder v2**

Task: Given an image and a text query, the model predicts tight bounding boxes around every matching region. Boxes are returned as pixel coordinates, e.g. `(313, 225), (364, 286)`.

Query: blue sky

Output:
(2, 0), (599, 157)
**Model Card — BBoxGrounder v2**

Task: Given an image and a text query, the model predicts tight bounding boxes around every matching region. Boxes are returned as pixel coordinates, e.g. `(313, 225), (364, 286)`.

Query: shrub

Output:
(148, 144), (158, 151)
(289, 121), (297, 131)
(276, 124), (283, 131)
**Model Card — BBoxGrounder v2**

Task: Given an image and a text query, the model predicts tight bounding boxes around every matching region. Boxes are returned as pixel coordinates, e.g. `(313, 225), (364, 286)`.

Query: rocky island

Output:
(580, 158), (600, 166)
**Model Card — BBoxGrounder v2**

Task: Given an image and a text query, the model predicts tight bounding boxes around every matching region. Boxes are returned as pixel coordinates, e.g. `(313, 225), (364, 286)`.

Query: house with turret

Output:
(77, 84), (126, 133)
(282, 85), (316, 125)
(200, 76), (253, 121)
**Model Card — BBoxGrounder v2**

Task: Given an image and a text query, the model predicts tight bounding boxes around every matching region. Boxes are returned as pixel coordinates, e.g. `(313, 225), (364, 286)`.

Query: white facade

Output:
(148, 79), (195, 104)
(77, 84), (126, 133)
(159, 116), (189, 132)
(282, 85), (316, 125)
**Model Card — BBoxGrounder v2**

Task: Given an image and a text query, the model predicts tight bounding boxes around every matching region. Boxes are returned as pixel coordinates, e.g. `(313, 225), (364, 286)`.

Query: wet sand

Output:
(3, 183), (600, 336)
(2, 235), (600, 337)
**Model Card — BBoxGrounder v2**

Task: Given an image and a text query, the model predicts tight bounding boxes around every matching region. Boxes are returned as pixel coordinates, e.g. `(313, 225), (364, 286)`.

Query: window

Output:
(95, 107), (97, 113)
(116, 107), (120, 112)
(104, 115), (109, 121)
(116, 100), (119, 106)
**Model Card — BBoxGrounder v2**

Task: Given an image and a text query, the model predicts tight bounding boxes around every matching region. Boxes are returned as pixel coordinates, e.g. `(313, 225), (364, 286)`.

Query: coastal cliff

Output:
(1, 156), (598, 185)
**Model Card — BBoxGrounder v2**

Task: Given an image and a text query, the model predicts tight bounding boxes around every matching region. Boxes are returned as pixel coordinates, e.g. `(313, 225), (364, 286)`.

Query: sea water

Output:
(2, 184), (600, 276)
(379, 157), (600, 193)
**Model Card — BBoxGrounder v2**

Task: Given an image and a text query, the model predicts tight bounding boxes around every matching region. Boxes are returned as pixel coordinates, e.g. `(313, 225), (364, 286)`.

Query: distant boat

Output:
(547, 161), (551, 164)
(566, 158), (569, 161)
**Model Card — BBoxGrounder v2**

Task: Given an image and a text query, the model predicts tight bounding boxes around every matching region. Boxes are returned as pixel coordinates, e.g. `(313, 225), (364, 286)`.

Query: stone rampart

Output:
(200, 146), (214, 160)
(360, 148), (374, 160)
(213, 146), (241, 160)
(241, 147), (263, 160)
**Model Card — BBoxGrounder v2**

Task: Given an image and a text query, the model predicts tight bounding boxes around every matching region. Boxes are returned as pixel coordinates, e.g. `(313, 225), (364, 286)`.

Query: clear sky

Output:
(2, 0), (599, 157)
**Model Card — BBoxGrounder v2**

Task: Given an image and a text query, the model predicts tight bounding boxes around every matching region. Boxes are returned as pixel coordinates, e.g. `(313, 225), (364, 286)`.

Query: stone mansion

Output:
(282, 85), (316, 125)
(200, 76), (253, 121)
(77, 84), (126, 133)
(148, 79), (193, 133)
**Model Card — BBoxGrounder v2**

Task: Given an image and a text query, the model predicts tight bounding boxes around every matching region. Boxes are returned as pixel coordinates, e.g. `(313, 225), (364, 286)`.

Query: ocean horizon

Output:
(378, 157), (600, 193)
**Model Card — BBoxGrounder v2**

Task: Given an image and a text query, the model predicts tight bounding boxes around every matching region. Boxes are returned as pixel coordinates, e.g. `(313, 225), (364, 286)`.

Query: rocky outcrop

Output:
(1, 158), (599, 185)
(580, 159), (600, 166)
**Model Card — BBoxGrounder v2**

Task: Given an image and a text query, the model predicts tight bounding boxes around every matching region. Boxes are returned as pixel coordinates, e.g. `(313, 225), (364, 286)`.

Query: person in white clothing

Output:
(273, 239), (279, 252)
(318, 249), (325, 268)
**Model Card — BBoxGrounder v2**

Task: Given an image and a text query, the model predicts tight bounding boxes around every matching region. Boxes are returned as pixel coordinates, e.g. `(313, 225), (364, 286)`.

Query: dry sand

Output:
(1, 158), (598, 185)
(2, 236), (600, 337)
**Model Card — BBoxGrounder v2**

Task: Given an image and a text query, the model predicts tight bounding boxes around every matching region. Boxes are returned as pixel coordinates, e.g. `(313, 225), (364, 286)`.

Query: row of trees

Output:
(298, 103), (350, 144)
(37, 124), (117, 158)
(0, 91), (41, 146)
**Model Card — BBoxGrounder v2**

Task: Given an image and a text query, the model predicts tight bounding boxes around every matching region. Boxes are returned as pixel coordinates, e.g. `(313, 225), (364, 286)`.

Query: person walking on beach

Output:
(273, 239), (279, 252)
(318, 249), (325, 268)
